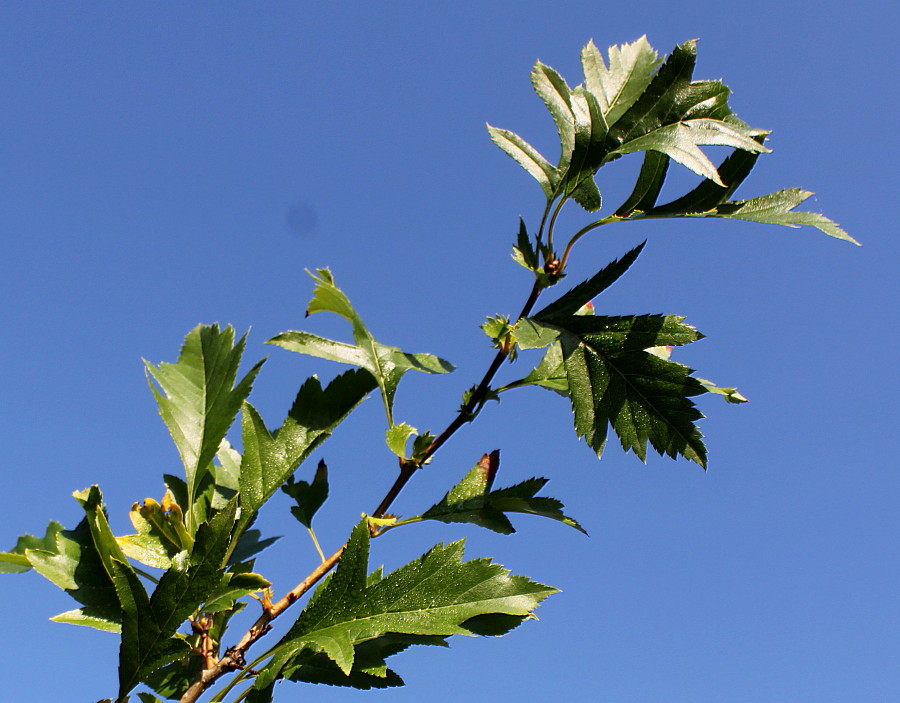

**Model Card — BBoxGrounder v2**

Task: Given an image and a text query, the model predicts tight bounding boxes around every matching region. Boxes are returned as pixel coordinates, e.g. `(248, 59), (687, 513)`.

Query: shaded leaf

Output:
(240, 369), (375, 525)
(414, 451), (585, 535)
(282, 459), (330, 528)
(615, 150), (670, 217)
(534, 242), (646, 322)
(227, 529), (280, 566)
(0, 521), (65, 574)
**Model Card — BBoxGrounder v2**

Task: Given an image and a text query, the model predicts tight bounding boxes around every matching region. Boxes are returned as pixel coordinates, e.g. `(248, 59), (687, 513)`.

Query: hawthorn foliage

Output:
(1, 37), (856, 703)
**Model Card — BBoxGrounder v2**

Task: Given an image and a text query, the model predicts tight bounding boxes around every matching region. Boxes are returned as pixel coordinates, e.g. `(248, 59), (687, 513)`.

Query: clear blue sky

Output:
(1, 3), (896, 702)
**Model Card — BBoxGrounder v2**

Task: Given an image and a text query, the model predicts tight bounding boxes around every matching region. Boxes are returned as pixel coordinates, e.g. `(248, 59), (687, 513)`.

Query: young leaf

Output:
(269, 270), (454, 425)
(697, 378), (749, 404)
(255, 519), (557, 686)
(282, 459), (330, 528)
(503, 342), (569, 396)
(385, 423), (419, 460)
(116, 491), (193, 570)
(145, 324), (264, 525)
(240, 369), (375, 524)
(414, 451), (586, 535)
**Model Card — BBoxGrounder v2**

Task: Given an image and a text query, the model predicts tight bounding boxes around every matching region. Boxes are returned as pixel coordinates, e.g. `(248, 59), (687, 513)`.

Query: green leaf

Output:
(116, 491), (193, 570)
(610, 118), (768, 186)
(282, 634), (448, 689)
(487, 125), (560, 199)
(256, 519), (557, 685)
(385, 423), (418, 460)
(282, 459), (330, 528)
(697, 377), (749, 404)
(0, 521), (65, 574)
(415, 451), (586, 535)
(512, 218), (540, 272)
(145, 324), (264, 526)
(227, 528), (280, 566)
(556, 317), (708, 466)
(581, 36), (661, 126)
(531, 60), (576, 173)
(533, 242), (646, 322)
(269, 270), (454, 425)
(24, 513), (123, 632)
(240, 369), (376, 524)
(615, 150), (670, 217)
(116, 500), (238, 698)
(505, 342), (569, 396)
(711, 189), (859, 244)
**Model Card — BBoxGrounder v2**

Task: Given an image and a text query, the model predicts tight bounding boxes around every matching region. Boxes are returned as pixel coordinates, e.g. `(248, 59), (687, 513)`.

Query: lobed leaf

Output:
(0, 521), (65, 574)
(255, 519), (557, 687)
(487, 125), (560, 199)
(581, 36), (661, 126)
(414, 451), (585, 535)
(270, 270), (454, 425)
(282, 459), (330, 528)
(240, 369), (376, 525)
(145, 324), (263, 527)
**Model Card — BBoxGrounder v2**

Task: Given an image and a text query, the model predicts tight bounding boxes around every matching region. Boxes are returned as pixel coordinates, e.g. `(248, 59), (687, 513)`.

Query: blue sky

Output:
(1, 3), (896, 702)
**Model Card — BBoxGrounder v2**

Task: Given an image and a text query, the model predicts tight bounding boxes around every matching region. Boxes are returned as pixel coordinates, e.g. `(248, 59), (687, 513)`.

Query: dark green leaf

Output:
(256, 519), (557, 684)
(615, 151), (670, 217)
(145, 324), (263, 523)
(512, 218), (539, 271)
(282, 459), (329, 528)
(416, 451), (585, 535)
(533, 242), (646, 322)
(116, 500), (237, 698)
(24, 511), (122, 632)
(227, 529), (280, 566)
(559, 322), (708, 466)
(240, 369), (375, 525)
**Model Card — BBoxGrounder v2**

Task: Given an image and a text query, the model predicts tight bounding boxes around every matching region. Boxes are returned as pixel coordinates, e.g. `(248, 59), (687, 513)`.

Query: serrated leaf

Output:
(270, 270), (454, 425)
(581, 36), (661, 126)
(0, 521), (65, 574)
(240, 369), (375, 524)
(487, 125), (559, 199)
(145, 324), (263, 527)
(282, 634), (448, 690)
(512, 218), (539, 271)
(227, 529), (280, 566)
(512, 318), (561, 350)
(506, 342), (569, 396)
(610, 119), (768, 186)
(534, 242), (646, 322)
(415, 451), (585, 535)
(712, 189), (859, 244)
(615, 151), (670, 217)
(531, 60), (576, 173)
(282, 459), (330, 527)
(256, 519), (557, 685)
(558, 319), (708, 466)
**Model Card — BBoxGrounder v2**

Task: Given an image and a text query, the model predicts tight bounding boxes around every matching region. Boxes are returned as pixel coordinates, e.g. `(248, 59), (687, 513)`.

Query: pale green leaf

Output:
(531, 60), (576, 171)
(697, 378), (749, 404)
(385, 423), (418, 459)
(581, 36), (661, 125)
